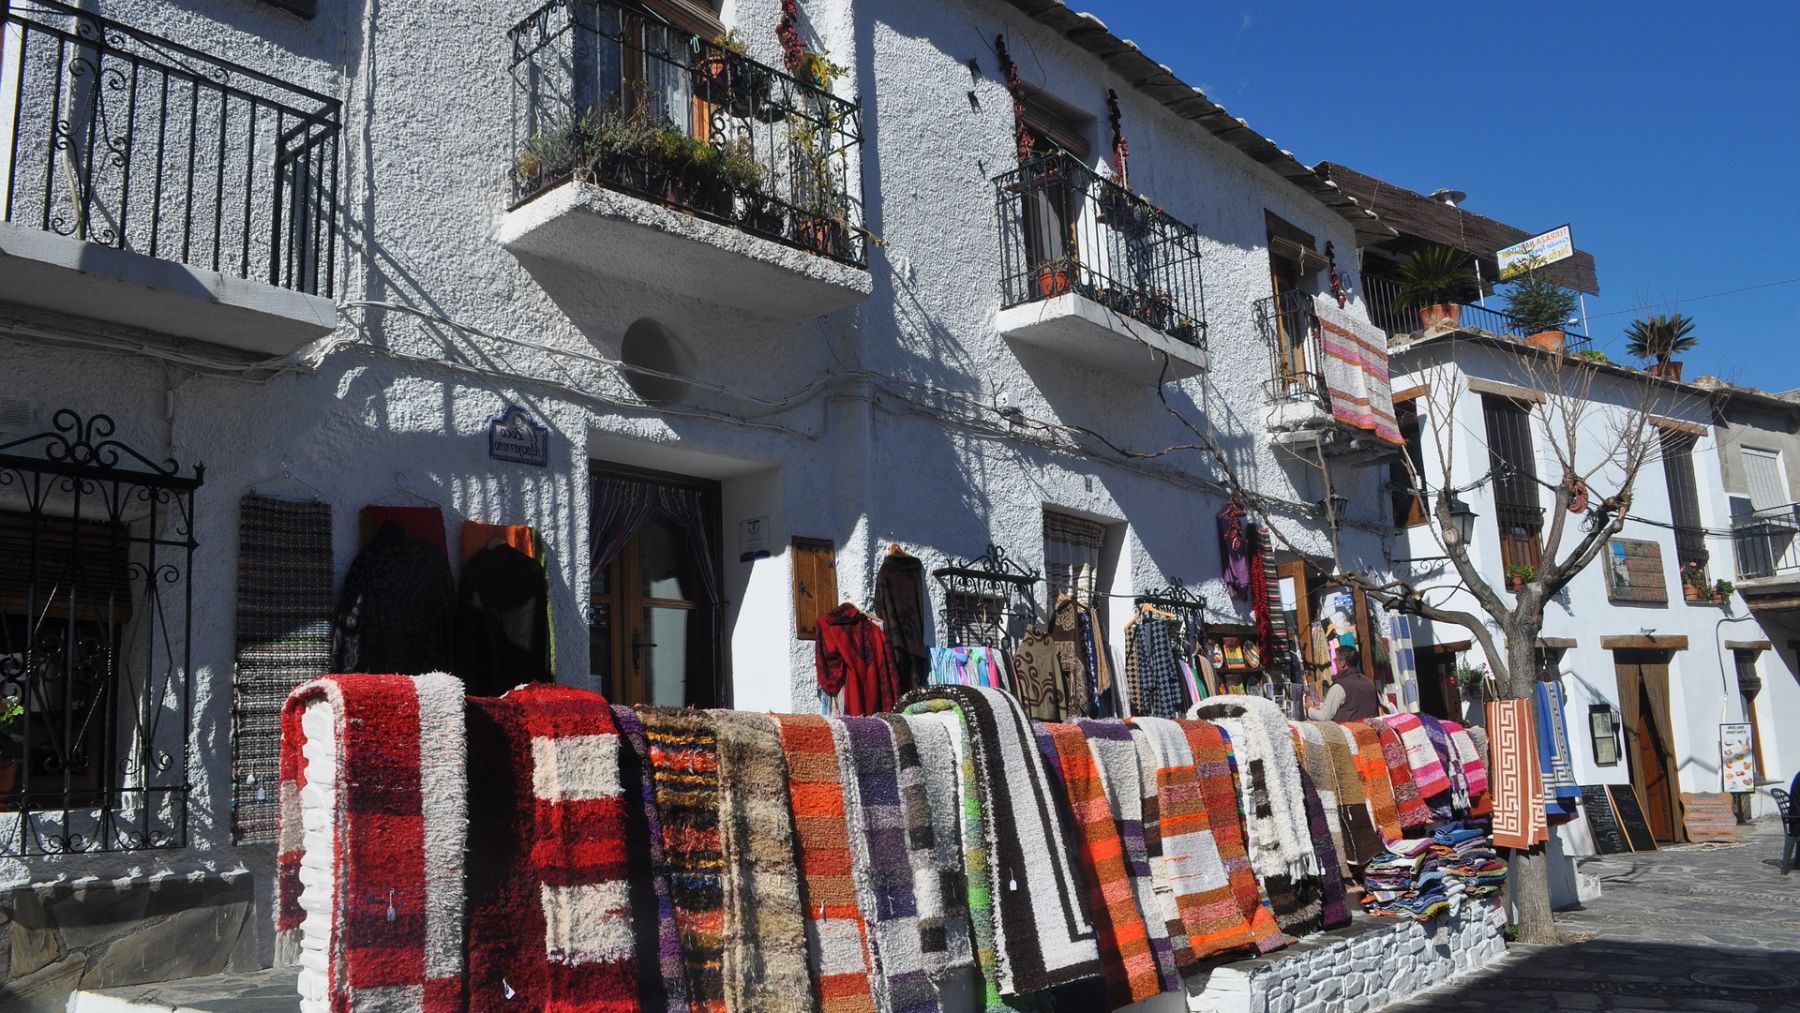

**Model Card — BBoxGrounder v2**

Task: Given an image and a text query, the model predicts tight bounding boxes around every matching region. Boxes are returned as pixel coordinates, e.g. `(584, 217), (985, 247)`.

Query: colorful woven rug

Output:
(612, 705), (688, 1013)
(1346, 723), (1403, 842)
(1078, 718), (1178, 993)
(639, 708), (727, 1013)
(1368, 719), (1433, 829)
(1486, 698), (1547, 850)
(276, 673), (465, 1013)
(1178, 720), (1285, 954)
(882, 714), (975, 978)
(233, 495), (333, 844)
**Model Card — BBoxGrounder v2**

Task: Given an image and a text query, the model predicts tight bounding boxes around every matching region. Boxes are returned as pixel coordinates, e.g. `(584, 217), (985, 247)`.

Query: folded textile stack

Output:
(1430, 822), (1505, 899)
(1358, 837), (1449, 922)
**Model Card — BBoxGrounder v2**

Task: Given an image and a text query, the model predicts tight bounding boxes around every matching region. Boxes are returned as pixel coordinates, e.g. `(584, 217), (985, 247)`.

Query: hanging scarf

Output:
(1036, 723), (1164, 1007)
(1217, 501), (1252, 601)
(712, 711), (811, 1013)
(277, 673), (466, 1013)
(884, 714), (976, 978)
(637, 708), (727, 1013)
(898, 687), (1102, 997)
(612, 705), (689, 1013)
(1180, 720), (1286, 954)
(837, 717), (942, 1013)
(772, 715), (878, 1013)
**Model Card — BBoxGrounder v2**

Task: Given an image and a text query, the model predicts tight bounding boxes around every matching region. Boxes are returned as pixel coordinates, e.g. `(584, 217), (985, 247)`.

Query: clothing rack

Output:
(933, 543), (1041, 649)
(1133, 577), (1209, 627)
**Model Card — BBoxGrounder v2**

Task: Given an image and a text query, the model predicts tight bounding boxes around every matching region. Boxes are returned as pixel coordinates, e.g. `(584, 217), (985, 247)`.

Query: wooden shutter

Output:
(791, 537), (837, 639)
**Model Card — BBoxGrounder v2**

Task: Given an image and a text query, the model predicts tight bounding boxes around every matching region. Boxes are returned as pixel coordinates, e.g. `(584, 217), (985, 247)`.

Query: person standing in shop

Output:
(1307, 645), (1380, 721)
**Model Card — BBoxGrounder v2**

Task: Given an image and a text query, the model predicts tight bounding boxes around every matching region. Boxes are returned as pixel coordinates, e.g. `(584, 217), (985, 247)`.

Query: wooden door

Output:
(1634, 687), (1676, 842)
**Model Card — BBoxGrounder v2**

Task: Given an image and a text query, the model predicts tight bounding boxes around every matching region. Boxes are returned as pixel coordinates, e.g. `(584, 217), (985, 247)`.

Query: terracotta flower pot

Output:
(1683, 583), (1700, 601)
(1418, 304), (1462, 329)
(1525, 329), (1565, 352)
(1647, 360), (1685, 381)
(1035, 266), (1073, 299)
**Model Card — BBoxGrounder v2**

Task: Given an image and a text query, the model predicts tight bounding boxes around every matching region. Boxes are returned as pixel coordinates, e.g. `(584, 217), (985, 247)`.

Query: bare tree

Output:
(1323, 337), (1697, 943)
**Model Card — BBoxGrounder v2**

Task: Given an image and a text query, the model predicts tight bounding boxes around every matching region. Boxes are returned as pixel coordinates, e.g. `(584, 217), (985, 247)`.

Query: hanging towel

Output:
(1179, 721), (1286, 954)
(1192, 696), (1320, 884)
(1533, 681), (1581, 819)
(1312, 292), (1403, 445)
(1036, 723), (1165, 1008)
(1131, 717), (1261, 964)
(277, 673), (465, 1013)
(1368, 719), (1433, 829)
(883, 715), (976, 978)
(711, 711), (811, 1013)
(1077, 719), (1180, 994)
(772, 715), (878, 1013)
(898, 686), (1102, 997)
(1345, 723), (1403, 844)
(637, 708), (728, 1013)
(837, 717), (941, 1013)
(1486, 698), (1548, 850)
(611, 705), (689, 1013)
(1386, 613), (1420, 712)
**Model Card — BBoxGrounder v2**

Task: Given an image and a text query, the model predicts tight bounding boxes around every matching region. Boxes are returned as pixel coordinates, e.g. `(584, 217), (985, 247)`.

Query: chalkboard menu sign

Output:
(1608, 784), (1658, 852)
(1579, 784), (1630, 855)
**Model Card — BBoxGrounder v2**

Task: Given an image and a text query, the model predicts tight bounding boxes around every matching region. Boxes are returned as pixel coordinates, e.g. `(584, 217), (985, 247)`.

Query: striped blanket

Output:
(612, 705), (688, 1013)
(276, 673), (466, 1013)
(638, 708), (728, 1012)
(1345, 723), (1403, 843)
(899, 686), (1102, 997)
(1180, 720), (1285, 954)
(883, 714), (974, 977)
(1314, 293), (1403, 444)
(1369, 719), (1433, 829)
(1037, 722), (1163, 1007)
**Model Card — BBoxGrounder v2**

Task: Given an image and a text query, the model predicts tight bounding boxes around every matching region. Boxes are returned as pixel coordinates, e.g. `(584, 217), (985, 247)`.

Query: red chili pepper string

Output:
(995, 35), (1032, 162)
(1106, 88), (1128, 187)
(776, 0), (805, 74)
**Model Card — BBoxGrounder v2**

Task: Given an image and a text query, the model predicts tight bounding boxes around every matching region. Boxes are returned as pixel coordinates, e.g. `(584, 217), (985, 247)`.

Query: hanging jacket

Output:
(331, 520), (454, 676)
(453, 541), (552, 696)
(814, 603), (900, 716)
(874, 552), (931, 693)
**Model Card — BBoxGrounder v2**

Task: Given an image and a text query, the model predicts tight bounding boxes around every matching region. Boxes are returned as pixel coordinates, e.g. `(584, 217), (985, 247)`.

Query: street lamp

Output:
(1446, 493), (1477, 544)
(1320, 493), (1349, 528)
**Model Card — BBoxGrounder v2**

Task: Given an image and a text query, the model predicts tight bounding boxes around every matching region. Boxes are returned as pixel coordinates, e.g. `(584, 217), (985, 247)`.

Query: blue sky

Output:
(1076, 1), (1800, 389)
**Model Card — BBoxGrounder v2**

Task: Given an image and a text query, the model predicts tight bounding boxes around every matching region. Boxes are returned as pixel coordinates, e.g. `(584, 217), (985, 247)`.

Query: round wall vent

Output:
(619, 318), (693, 406)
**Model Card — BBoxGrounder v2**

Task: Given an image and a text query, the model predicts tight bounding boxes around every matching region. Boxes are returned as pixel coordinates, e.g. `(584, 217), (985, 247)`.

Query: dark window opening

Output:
(1482, 395), (1543, 572)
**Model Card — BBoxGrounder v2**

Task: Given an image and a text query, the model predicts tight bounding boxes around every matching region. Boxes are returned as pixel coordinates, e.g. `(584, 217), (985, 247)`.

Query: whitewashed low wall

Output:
(1124, 899), (1507, 1013)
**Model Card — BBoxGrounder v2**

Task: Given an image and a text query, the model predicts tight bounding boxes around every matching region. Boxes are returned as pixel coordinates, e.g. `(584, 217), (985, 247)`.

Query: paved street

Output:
(1389, 817), (1800, 1012)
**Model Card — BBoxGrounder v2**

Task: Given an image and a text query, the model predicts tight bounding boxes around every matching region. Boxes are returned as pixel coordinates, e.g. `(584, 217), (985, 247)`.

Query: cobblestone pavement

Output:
(1387, 817), (1800, 1012)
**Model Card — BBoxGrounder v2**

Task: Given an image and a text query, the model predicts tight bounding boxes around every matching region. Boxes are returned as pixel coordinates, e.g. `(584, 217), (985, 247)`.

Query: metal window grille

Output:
(1660, 429), (1708, 573)
(0, 410), (202, 855)
(1481, 395), (1543, 568)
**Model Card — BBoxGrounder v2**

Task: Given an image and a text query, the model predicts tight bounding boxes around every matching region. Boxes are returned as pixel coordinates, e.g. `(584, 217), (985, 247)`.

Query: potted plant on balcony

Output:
(1714, 578), (1735, 603)
(1394, 245), (1479, 329)
(0, 695), (22, 802)
(789, 120), (849, 257)
(695, 30), (774, 121)
(1505, 562), (1537, 591)
(1680, 559), (1710, 601)
(1624, 312), (1698, 380)
(1503, 255), (1579, 351)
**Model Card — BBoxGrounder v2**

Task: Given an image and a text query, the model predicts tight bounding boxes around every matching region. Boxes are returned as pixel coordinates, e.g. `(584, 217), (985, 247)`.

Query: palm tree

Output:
(1623, 312), (1698, 366)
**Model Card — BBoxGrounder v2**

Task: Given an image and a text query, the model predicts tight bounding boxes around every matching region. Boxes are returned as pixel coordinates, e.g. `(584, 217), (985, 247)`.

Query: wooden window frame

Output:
(1391, 399), (1429, 528)
(1482, 394), (1543, 571)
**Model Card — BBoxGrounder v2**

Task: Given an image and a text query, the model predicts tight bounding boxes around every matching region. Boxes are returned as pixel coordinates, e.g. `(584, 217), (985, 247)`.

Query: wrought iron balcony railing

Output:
(1732, 503), (1800, 581)
(1362, 274), (1591, 354)
(1255, 288), (1329, 404)
(994, 152), (1207, 348)
(507, 0), (866, 268)
(1, 1), (341, 296)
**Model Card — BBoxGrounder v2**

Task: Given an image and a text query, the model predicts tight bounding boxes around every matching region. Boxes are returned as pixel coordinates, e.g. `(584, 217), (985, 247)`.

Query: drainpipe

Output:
(1713, 611), (1759, 812)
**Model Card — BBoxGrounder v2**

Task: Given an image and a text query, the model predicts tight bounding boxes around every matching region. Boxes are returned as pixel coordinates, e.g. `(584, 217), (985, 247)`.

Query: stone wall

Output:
(0, 873), (262, 1013)
(1164, 900), (1508, 1013)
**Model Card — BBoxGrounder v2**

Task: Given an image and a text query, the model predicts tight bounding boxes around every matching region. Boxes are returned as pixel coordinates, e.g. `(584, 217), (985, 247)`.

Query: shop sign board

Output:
(1497, 224), (1574, 279)
(1720, 722), (1755, 792)
(488, 406), (549, 466)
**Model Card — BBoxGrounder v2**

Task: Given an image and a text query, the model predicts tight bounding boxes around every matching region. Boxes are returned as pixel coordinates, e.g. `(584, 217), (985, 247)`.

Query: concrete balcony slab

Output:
(996, 293), (1207, 385)
(0, 222), (337, 355)
(497, 182), (871, 324)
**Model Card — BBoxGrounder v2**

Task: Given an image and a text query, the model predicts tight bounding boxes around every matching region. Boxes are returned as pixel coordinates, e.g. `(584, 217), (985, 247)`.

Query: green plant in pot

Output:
(1394, 245), (1479, 329)
(1503, 254), (1579, 350)
(789, 119), (849, 256)
(1623, 312), (1698, 380)
(1505, 561), (1537, 590)
(694, 30), (773, 121)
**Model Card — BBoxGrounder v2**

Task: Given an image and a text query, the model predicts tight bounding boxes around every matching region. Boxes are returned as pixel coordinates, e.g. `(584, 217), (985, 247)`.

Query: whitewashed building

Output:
(0, 0), (1415, 1003)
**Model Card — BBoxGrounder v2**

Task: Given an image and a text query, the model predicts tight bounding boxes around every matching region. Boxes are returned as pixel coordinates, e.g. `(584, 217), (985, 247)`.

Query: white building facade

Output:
(1388, 332), (1800, 903)
(0, 0), (1403, 1000)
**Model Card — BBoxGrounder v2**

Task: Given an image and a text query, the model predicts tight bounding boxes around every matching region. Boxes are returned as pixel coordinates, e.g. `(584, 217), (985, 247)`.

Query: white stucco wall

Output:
(1390, 339), (1799, 832)
(0, 0), (1400, 916)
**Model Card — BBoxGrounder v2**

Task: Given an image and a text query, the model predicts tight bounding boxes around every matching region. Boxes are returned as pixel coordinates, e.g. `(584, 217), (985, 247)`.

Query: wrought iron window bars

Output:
(0, 410), (202, 855)
(933, 544), (1040, 649)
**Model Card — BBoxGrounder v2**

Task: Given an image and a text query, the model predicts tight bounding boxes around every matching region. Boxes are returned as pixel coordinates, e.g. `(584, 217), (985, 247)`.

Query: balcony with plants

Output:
(497, 0), (870, 323)
(1362, 247), (1591, 355)
(992, 152), (1208, 384)
(0, 1), (341, 352)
